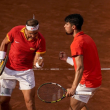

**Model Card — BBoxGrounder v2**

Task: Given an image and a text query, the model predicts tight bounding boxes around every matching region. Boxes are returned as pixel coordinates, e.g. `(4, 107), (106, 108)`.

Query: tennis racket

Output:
(0, 56), (8, 75)
(37, 82), (92, 103)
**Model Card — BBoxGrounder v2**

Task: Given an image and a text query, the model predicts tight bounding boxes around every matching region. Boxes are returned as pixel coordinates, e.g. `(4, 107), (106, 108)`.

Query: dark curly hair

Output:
(65, 14), (84, 30)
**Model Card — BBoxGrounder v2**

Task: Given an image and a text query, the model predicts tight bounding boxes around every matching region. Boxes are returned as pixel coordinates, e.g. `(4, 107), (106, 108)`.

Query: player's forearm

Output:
(0, 42), (8, 52)
(0, 36), (10, 52)
(33, 53), (40, 65)
(71, 66), (84, 89)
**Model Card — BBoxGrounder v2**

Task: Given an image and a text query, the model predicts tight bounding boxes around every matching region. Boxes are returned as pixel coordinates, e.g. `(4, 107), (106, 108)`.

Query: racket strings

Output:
(38, 84), (64, 102)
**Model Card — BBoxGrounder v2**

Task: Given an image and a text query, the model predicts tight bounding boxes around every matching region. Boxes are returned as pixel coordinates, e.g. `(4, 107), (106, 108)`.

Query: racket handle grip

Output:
(75, 91), (92, 95)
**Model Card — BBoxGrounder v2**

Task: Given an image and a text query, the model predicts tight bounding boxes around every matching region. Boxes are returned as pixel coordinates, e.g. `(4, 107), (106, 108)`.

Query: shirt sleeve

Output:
(70, 42), (83, 57)
(36, 34), (46, 54)
(6, 27), (15, 43)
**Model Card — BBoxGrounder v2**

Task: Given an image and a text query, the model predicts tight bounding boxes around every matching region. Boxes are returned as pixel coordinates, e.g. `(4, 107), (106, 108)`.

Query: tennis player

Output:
(59, 14), (102, 110)
(0, 18), (46, 110)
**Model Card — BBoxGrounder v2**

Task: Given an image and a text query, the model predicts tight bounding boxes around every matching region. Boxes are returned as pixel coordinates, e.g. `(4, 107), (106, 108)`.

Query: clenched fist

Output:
(59, 51), (67, 61)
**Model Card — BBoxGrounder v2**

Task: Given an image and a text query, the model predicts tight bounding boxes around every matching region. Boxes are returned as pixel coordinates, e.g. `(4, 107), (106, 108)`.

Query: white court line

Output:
(101, 68), (110, 70)
(33, 68), (110, 70)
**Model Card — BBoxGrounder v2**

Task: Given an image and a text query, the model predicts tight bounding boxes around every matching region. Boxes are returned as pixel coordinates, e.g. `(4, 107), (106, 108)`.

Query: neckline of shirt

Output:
(20, 27), (38, 42)
(74, 31), (84, 38)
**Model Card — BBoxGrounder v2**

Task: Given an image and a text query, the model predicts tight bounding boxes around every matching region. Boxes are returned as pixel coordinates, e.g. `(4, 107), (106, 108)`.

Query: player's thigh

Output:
(73, 84), (100, 104)
(22, 87), (36, 102)
(0, 79), (16, 97)
(70, 97), (86, 110)
(18, 69), (35, 90)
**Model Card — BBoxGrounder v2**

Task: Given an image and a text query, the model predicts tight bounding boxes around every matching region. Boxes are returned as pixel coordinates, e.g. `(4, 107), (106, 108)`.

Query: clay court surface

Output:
(0, 0), (110, 110)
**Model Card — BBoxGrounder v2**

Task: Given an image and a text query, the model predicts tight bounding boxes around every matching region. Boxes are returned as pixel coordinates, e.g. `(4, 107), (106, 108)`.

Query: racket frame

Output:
(37, 82), (92, 103)
(37, 82), (66, 103)
(0, 56), (8, 75)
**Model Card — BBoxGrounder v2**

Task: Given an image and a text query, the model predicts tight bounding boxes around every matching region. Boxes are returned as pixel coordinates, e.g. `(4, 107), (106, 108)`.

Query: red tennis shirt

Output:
(6, 25), (46, 71)
(70, 31), (102, 88)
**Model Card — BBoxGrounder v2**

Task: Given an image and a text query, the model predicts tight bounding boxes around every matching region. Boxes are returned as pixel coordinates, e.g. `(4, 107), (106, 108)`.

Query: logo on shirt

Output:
(15, 41), (19, 43)
(30, 48), (35, 50)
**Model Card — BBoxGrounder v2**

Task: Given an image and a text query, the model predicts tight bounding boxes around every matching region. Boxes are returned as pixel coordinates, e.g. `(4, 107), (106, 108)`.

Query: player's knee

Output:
(70, 106), (81, 110)
(70, 103), (81, 110)
(25, 97), (34, 106)
(25, 98), (32, 104)
(70, 106), (77, 110)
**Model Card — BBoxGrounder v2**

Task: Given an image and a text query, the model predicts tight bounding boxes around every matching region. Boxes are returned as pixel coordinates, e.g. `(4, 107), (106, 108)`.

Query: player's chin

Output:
(66, 32), (73, 35)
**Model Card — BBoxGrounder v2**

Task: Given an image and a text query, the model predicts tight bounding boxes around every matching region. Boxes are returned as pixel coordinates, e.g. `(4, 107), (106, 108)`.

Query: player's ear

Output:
(72, 25), (76, 30)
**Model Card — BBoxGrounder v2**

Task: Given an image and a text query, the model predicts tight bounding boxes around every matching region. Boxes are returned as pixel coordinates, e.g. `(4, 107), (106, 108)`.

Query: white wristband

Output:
(0, 51), (6, 59)
(39, 57), (43, 60)
(36, 62), (41, 68)
(66, 57), (74, 66)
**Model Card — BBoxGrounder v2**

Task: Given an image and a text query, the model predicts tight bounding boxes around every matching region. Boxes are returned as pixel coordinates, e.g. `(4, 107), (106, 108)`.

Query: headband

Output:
(26, 24), (39, 31)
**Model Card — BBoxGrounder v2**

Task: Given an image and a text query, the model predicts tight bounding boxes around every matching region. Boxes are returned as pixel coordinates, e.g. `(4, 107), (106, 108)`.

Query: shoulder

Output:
(82, 34), (95, 45)
(71, 37), (84, 49)
(72, 37), (83, 45)
(38, 32), (45, 41)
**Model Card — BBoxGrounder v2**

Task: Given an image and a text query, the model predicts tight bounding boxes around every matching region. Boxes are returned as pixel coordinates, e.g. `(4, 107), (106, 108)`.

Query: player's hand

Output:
(59, 51), (67, 61)
(66, 88), (76, 97)
(34, 57), (44, 68)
